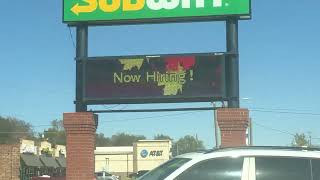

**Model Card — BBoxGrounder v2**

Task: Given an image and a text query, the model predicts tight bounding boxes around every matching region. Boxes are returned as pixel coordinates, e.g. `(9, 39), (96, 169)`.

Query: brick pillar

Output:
(216, 108), (249, 147)
(0, 144), (20, 180)
(63, 112), (97, 180)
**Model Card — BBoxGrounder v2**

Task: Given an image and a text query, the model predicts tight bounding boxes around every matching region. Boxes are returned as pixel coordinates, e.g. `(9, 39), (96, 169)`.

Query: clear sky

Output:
(1, 0), (320, 148)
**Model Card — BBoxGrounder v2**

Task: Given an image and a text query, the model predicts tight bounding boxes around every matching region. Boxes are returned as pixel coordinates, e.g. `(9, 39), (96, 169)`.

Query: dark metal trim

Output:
(84, 97), (228, 105)
(64, 14), (251, 27)
(75, 25), (88, 112)
(225, 18), (240, 108)
(75, 52), (238, 61)
(90, 107), (217, 113)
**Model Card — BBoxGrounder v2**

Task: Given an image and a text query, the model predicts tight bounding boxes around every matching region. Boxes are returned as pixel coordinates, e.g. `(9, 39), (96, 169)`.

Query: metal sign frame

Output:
(74, 19), (241, 112)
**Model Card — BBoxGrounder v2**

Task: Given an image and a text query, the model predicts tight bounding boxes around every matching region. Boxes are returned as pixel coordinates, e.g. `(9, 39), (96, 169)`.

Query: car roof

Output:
(176, 146), (320, 160)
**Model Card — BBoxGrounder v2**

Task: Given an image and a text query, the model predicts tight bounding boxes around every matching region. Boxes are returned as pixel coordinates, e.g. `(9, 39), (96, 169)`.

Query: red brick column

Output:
(216, 108), (249, 147)
(0, 144), (20, 180)
(63, 112), (97, 180)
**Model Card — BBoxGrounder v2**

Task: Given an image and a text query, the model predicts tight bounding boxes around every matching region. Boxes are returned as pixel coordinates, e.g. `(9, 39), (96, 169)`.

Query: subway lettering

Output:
(85, 0), (223, 13)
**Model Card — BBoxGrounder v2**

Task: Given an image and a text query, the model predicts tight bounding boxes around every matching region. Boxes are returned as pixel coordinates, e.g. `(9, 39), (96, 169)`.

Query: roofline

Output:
(137, 140), (171, 142)
(205, 146), (320, 154)
(95, 152), (133, 155)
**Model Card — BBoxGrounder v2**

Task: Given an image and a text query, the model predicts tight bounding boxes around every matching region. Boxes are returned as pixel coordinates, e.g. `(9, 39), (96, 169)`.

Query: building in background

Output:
(95, 146), (133, 178)
(95, 140), (172, 179)
(20, 139), (37, 154)
(19, 139), (66, 179)
(133, 140), (171, 173)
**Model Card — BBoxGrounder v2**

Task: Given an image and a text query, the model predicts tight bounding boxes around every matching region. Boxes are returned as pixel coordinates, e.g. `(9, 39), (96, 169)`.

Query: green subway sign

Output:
(63, 0), (251, 25)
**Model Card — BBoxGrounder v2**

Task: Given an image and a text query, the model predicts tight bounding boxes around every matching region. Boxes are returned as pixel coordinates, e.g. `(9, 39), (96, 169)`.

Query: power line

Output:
(15, 109), (203, 128)
(99, 111), (202, 124)
(5, 110), (202, 131)
(7, 107), (320, 129)
(0, 131), (60, 134)
(102, 104), (121, 110)
(249, 107), (315, 112)
(250, 109), (320, 116)
(119, 104), (129, 110)
(68, 26), (76, 49)
(252, 121), (320, 141)
(252, 121), (295, 136)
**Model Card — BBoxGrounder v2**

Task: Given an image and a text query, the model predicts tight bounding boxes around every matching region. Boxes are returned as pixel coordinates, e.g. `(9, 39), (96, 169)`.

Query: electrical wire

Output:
(252, 121), (296, 136)
(99, 111), (202, 124)
(102, 104), (121, 110)
(29, 107), (320, 128)
(249, 107), (315, 112)
(252, 121), (320, 141)
(68, 26), (76, 49)
(250, 109), (320, 116)
(0, 111), (203, 133)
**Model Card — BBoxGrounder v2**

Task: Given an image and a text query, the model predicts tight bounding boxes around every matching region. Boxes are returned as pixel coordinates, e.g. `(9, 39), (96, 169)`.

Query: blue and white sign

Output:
(140, 149), (148, 158)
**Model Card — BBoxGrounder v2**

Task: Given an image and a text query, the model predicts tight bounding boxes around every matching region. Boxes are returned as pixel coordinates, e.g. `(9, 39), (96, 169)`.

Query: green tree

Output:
(96, 133), (112, 146)
(292, 133), (309, 147)
(0, 116), (35, 144)
(43, 120), (66, 146)
(172, 135), (205, 156)
(111, 133), (146, 146)
(154, 134), (173, 140)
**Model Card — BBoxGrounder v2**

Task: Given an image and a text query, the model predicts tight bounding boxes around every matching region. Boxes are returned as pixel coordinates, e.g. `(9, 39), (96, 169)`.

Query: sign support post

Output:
(226, 18), (240, 108)
(75, 25), (88, 112)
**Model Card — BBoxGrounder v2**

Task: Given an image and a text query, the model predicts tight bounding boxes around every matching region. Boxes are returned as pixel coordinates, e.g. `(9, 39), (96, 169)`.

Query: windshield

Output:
(138, 158), (191, 180)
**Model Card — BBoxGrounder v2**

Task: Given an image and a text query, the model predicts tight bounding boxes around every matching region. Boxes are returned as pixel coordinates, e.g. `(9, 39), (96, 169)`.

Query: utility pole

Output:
(214, 110), (219, 148)
(308, 132), (312, 147)
(249, 118), (253, 146)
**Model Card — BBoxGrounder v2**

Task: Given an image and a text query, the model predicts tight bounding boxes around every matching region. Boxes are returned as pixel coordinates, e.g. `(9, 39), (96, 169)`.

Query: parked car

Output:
(95, 171), (119, 180)
(129, 170), (149, 179)
(138, 146), (320, 180)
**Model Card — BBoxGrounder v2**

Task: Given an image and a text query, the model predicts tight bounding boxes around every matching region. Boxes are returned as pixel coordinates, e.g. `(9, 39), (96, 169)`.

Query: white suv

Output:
(138, 147), (320, 180)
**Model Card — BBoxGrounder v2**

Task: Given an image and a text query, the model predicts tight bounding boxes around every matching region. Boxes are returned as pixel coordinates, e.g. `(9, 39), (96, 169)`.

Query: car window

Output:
(312, 159), (320, 180)
(175, 157), (244, 180)
(96, 172), (103, 176)
(138, 158), (191, 180)
(255, 157), (312, 180)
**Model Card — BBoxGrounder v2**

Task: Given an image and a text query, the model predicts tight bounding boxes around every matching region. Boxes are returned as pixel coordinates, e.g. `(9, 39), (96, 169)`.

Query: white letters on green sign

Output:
(181, 0), (204, 8)
(146, 0), (180, 10)
(71, 0), (224, 15)
(213, 0), (222, 7)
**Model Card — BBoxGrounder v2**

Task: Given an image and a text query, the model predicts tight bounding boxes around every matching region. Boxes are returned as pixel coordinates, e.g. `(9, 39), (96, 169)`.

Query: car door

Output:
(171, 157), (251, 180)
(254, 157), (312, 180)
(312, 159), (320, 180)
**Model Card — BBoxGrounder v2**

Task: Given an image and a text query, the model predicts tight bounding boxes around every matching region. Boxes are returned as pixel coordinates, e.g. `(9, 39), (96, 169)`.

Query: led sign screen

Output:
(84, 53), (226, 104)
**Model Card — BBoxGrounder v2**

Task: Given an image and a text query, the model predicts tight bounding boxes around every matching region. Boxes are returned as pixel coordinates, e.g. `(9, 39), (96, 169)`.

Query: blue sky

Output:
(1, 0), (320, 148)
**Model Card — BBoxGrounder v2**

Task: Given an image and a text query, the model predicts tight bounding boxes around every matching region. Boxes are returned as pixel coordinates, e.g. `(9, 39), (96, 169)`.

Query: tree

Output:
(43, 120), (66, 146)
(111, 133), (146, 146)
(292, 133), (309, 147)
(0, 116), (35, 144)
(96, 133), (112, 146)
(172, 135), (205, 156)
(154, 134), (173, 140)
